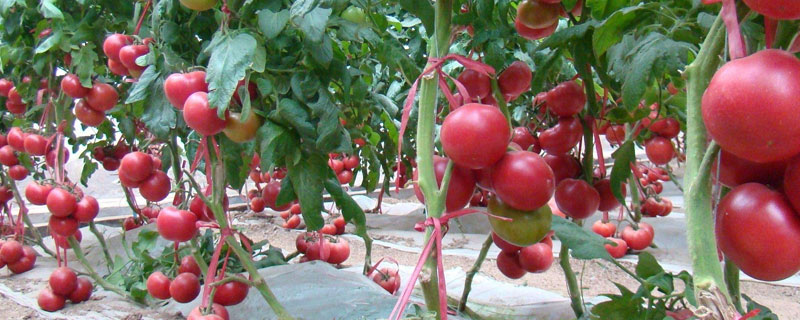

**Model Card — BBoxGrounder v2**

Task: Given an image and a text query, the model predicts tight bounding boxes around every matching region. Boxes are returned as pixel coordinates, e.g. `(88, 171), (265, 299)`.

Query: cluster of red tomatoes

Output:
(493, 232), (554, 279)
(328, 153), (360, 185)
(513, 0), (581, 41)
(0, 76), (50, 116)
(91, 141), (131, 171)
(146, 255), (250, 311)
(119, 151), (172, 203)
(592, 220), (654, 258)
(295, 232), (351, 265)
(25, 181), (99, 244)
(636, 166), (673, 218)
(700, 48), (800, 282)
(61, 73), (120, 127)
(0, 239), (37, 274)
(102, 34), (151, 79)
(38, 266), (93, 312)
(1, 127), (70, 180)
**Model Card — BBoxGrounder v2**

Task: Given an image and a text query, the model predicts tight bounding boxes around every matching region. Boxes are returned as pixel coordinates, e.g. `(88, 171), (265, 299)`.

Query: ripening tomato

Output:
(441, 103), (510, 169)
(716, 183), (800, 281)
(86, 82), (119, 112)
(554, 178), (600, 219)
(7, 127), (25, 151)
(517, 0), (560, 29)
(498, 61), (532, 101)
(543, 153), (581, 184)
(0, 145), (18, 166)
(306, 237), (331, 261)
(621, 223), (654, 251)
(488, 194), (552, 247)
(223, 111), (262, 142)
(742, 0), (800, 20)
(157, 207), (198, 242)
(342, 6), (368, 24)
(61, 74), (89, 98)
(372, 268), (400, 294)
(107, 58), (129, 76)
(103, 34), (133, 61)
(412, 156), (476, 212)
(46, 188), (77, 218)
(232, 79), (258, 105)
(164, 71), (208, 110)
(170, 272), (201, 303)
(6, 245), (36, 274)
(518, 242), (553, 273)
(120, 152), (155, 183)
(179, 0), (218, 11)
(183, 92), (228, 136)
(605, 237), (628, 258)
(0, 78), (12, 97)
(496, 250), (526, 279)
(327, 237), (350, 264)
(645, 137), (674, 165)
(8, 165), (28, 180)
(491, 151), (555, 211)
(592, 220), (617, 238)
(703, 50), (800, 163)
(545, 82), (586, 117)
(139, 170), (171, 202)
(250, 197), (266, 213)
(147, 271), (172, 299)
(0, 239), (23, 264)
(49, 267), (78, 296)
(213, 279), (249, 306)
(539, 117), (583, 155)
(456, 69), (491, 100)
(713, 149), (786, 188)
(38, 288), (66, 312)
(515, 18), (557, 41)
(337, 170), (354, 184)
(25, 181), (53, 205)
(343, 155), (360, 170)
(118, 45), (149, 75)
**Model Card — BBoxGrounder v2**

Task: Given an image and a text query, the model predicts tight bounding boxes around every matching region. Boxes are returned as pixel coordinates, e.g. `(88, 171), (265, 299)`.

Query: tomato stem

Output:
(68, 236), (146, 306)
(724, 257), (744, 314)
(89, 221), (114, 272)
(559, 243), (584, 317)
(457, 233), (493, 314)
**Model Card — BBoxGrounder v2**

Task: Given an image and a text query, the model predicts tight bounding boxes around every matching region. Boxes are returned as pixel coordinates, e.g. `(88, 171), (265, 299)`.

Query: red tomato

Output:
(7, 127), (25, 151)
(554, 178), (600, 219)
(412, 156), (476, 212)
(61, 74), (89, 98)
(372, 268), (400, 294)
(783, 156), (800, 213)
(49, 267), (78, 296)
(591, 220), (616, 238)
(545, 82), (586, 117)
(139, 170), (171, 202)
(337, 170), (354, 184)
(146, 271), (172, 299)
(157, 207), (198, 242)
(594, 179), (625, 212)
(7, 245), (36, 274)
(103, 157), (120, 171)
(713, 149), (787, 188)
(702, 50), (800, 163)
(333, 216), (346, 234)
(327, 237), (350, 264)
(343, 155), (360, 170)
(290, 203), (302, 215)
(296, 232), (315, 253)
(232, 79), (258, 105)
(306, 237), (331, 261)
(742, 0), (800, 20)
(7, 87), (22, 104)
(86, 82), (119, 112)
(25, 181), (53, 205)
(328, 159), (345, 174)
(498, 61), (532, 100)
(605, 125), (625, 145)
(440, 103), (510, 169)
(213, 279), (249, 306)
(539, 117), (583, 155)
(49, 216), (79, 238)
(496, 250), (526, 279)
(8, 165), (28, 180)
(605, 238), (628, 258)
(621, 223), (654, 251)
(716, 183), (800, 281)
(107, 59), (129, 76)
(69, 277), (93, 303)
(102, 34), (133, 61)
(46, 188), (77, 218)
(120, 152), (155, 183)
(250, 197), (265, 213)
(515, 18), (558, 41)
(511, 127), (540, 153)
(262, 181), (290, 211)
(45, 148), (69, 168)
(283, 215), (301, 229)
(75, 99), (106, 127)
(37, 288), (66, 312)
(183, 92), (228, 136)
(188, 304), (229, 320)
(0, 145), (18, 166)
(118, 45), (149, 75)
(0, 239), (23, 264)
(649, 118), (680, 139)
(179, 256), (202, 276)
(644, 137), (674, 165)
(518, 242), (553, 273)
(492, 231), (522, 253)
(517, 0), (560, 29)
(491, 151), (555, 211)
(54, 229), (82, 249)
(0, 186), (12, 203)
(0, 78), (12, 97)
(170, 273), (201, 303)
(456, 69), (491, 100)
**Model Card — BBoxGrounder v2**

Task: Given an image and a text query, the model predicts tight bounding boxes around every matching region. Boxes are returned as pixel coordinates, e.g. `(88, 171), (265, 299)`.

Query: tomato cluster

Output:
(295, 233), (351, 265)
(494, 231), (554, 279)
(119, 151), (171, 202)
(0, 239), (37, 274)
(0, 77), (48, 116)
(328, 153), (360, 185)
(91, 141), (131, 171)
(38, 267), (92, 312)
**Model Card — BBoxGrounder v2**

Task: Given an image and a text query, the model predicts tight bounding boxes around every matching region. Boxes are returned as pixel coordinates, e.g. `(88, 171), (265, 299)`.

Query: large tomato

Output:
(146, 271), (172, 299)
(179, 0), (218, 11)
(498, 61), (532, 101)
(60, 74), (89, 98)
(75, 99), (106, 127)
(621, 223), (654, 251)
(188, 304), (230, 320)
(49, 267), (78, 296)
(74, 195), (99, 223)
(539, 117), (583, 155)
(86, 82), (119, 112)
(102, 34), (133, 61)
(518, 242), (553, 273)
(516, 0), (560, 29)
(515, 18), (557, 41)
(164, 71), (208, 110)
(170, 273), (201, 303)
(118, 45), (149, 75)
(545, 81), (586, 117)
(456, 70), (491, 100)
(46, 188), (77, 218)
(742, 0), (800, 20)
(183, 92), (228, 136)
(554, 178), (600, 219)
(213, 279), (249, 306)
(487, 194), (552, 247)
(25, 181), (53, 205)
(223, 110), (262, 142)
(716, 183), (800, 281)
(120, 152), (155, 183)
(543, 153), (581, 184)
(591, 220), (616, 238)
(157, 207), (198, 242)
(784, 156), (800, 213)
(412, 156), (476, 212)
(644, 136), (674, 165)
(702, 49), (800, 163)
(491, 151), (555, 211)
(139, 170), (171, 202)
(440, 103), (510, 169)
(714, 149), (786, 188)
(511, 127), (539, 152)
(496, 250), (526, 279)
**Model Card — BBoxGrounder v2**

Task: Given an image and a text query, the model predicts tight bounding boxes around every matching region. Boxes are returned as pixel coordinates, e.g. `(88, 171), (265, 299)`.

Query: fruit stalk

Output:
(457, 234), (493, 313)
(683, 13), (732, 308)
(68, 236), (143, 305)
(89, 221), (114, 271)
(559, 242), (584, 317)
(723, 258), (744, 313)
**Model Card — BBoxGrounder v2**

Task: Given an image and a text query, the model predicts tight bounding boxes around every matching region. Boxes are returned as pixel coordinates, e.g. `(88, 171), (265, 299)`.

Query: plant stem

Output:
(89, 221), (114, 271)
(683, 13), (731, 306)
(68, 237), (144, 305)
(457, 234), (492, 313)
(724, 258), (744, 314)
(559, 243), (583, 317)
(190, 238), (209, 279)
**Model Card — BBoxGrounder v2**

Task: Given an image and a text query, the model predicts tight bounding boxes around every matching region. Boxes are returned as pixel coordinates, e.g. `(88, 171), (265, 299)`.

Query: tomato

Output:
(644, 136), (674, 165)
(440, 103), (510, 169)
(539, 117), (583, 155)
(456, 70), (491, 100)
(170, 272), (201, 303)
(545, 82), (586, 117)
(164, 71), (208, 110)
(157, 207), (198, 242)
(262, 181), (290, 211)
(716, 183), (800, 281)
(649, 118), (680, 139)
(594, 179), (625, 212)
(6, 100), (26, 114)
(492, 231), (522, 252)
(337, 170), (354, 184)
(0, 78), (12, 96)
(306, 237), (331, 261)
(353, 138), (367, 146)
(283, 214), (301, 229)
(223, 111), (262, 142)
(183, 92), (228, 136)
(179, 0), (218, 11)
(319, 224), (337, 235)
(0, 186), (12, 203)
(7, 86), (22, 104)
(188, 304), (230, 320)
(372, 268), (400, 294)
(0, 145), (18, 166)
(46, 188), (77, 218)
(75, 98), (108, 126)
(146, 271), (172, 299)
(605, 237), (628, 258)
(296, 232), (316, 253)
(213, 279), (249, 306)
(491, 151), (555, 211)
(342, 6), (368, 24)
(498, 61), (532, 101)
(37, 288), (66, 312)
(518, 242), (553, 273)
(7, 245), (36, 274)
(25, 181), (53, 205)
(139, 170), (171, 202)
(69, 277), (92, 303)
(742, 0), (800, 20)
(333, 216), (346, 234)
(22, 133), (47, 156)
(605, 125), (625, 145)
(118, 45), (149, 75)
(8, 165), (29, 180)
(103, 34), (133, 61)
(327, 237), (350, 264)
(783, 157), (800, 213)
(496, 250), (526, 279)
(713, 149), (786, 188)
(49, 267), (78, 296)
(591, 220), (616, 238)
(412, 156), (476, 212)
(54, 229), (82, 249)
(86, 82), (119, 112)
(46, 148), (69, 168)
(49, 216), (79, 237)
(0, 239), (23, 264)
(554, 178), (600, 219)
(488, 194), (552, 247)
(329, 159), (345, 173)
(103, 157), (121, 171)
(621, 223), (654, 251)
(511, 127), (540, 153)
(120, 152), (155, 183)
(7, 127), (25, 151)
(250, 197), (265, 213)
(108, 59), (129, 76)
(343, 155), (360, 170)
(232, 79), (258, 105)
(516, 0), (560, 29)
(60, 74), (89, 98)
(703, 50), (800, 163)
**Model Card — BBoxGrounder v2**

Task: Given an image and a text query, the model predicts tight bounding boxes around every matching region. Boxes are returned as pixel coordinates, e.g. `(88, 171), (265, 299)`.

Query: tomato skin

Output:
(649, 118), (680, 139)
(213, 279), (249, 306)
(8, 165), (29, 180)
(49, 267), (78, 296)
(0, 78), (12, 97)
(742, 0), (800, 20)
(372, 268), (400, 294)
(183, 92), (228, 136)
(49, 216), (79, 237)
(337, 170), (354, 184)
(488, 194), (552, 247)
(170, 272), (201, 303)
(491, 151), (555, 211)
(54, 229), (82, 249)
(232, 79), (258, 105)
(783, 157), (800, 213)
(188, 304), (229, 320)
(515, 18), (557, 41)
(441, 103), (510, 169)
(703, 50), (800, 163)
(621, 223), (654, 251)
(0, 240), (23, 264)
(496, 250), (526, 279)
(714, 149), (786, 188)
(179, 0), (218, 11)
(456, 70), (492, 100)
(545, 82), (586, 117)
(333, 216), (346, 234)
(554, 178), (600, 219)
(118, 45), (149, 74)
(108, 59), (129, 76)
(716, 183), (800, 281)
(605, 125), (625, 145)
(511, 127), (540, 153)
(343, 155), (360, 170)
(7, 246), (36, 274)
(306, 237), (331, 261)
(86, 82), (119, 112)
(120, 152), (155, 183)
(498, 61), (532, 101)
(25, 181), (53, 205)
(61, 74), (89, 98)
(38, 288), (66, 312)
(69, 277), (93, 303)
(139, 170), (171, 202)
(157, 207), (198, 242)
(327, 237), (350, 264)
(75, 99), (106, 127)
(223, 111), (262, 143)
(517, 0), (560, 29)
(591, 220), (616, 238)
(146, 271), (172, 299)
(46, 188), (77, 218)
(103, 34), (133, 61)
(250, 197), (266, 213)
(518, 242), (553, 273)
(539, 117), (583, 155)
(492, 231), (522, 252)
(329, 159), (345, 174)
(0, 145), (18, 166)
(164, 71), (208, 110)
(605, 237), (628, 258)
(644, 137), (674, 165)
(412, 156), (476, 212)
(342, 6), (368, 24)
(594, 179), (625, 212)
(7, 127), (26, 151)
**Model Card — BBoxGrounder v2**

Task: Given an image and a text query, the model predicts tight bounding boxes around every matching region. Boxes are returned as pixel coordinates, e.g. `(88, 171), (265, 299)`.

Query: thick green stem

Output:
(684, 14), (731, 306)
(457, 234), (493, 313)
(724, 258), (744, 314)
(68, 237), (144, 305)
(89, 221), (114, 271)
(189, 238), (209, 278)
(559, 243), (583, 317)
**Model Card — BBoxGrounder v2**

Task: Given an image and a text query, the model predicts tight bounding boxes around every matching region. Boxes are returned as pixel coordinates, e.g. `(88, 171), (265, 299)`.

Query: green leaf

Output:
(276, 177), (296, 206)
(206, 32), (257, 112)
(292, 6), (331, 42)
(742, 294), (779, 320)
(34, 30), (62, 54)
(125, 66), (159, 104)
(592, 6), (652, 57)
(538, 22), (596, 50)
(552, 215), (612, 260)
(645, 272), (674, 294)
(609, 141), (634, 205)
(39, 0), (63, 19)
(277, 99), (315, 138)
(257, 120), (300, 170)
(398, 0), (434, 37)
(286, 154), (327, 231)
(80, 160), (98, 187)
(140, 77), (177, 140)
(587, 0), (628, 20)
(219, 135), (249, 190)
(72, 44), (99, 88)
(590, 283), (643, 319)
(635, 251), (664, 279)
(306, 34), (333, 66)
(258, 9), (290, 39)
(307, 90), (347, 152)
(324, 176), (366, 230)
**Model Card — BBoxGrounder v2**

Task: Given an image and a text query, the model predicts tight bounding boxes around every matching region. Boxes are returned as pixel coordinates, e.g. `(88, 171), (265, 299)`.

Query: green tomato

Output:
(488, 194), (552, 247)
(342, 6), (368, 25)
(179, 0), (218, 11)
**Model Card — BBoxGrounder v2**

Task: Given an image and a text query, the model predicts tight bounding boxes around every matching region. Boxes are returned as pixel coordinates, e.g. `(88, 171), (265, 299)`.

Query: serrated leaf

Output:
(258, 9), (290, 39)
(257, 120), (300, 170)
(39, 0), (63, 19)
(552, 215), (612, 260)
(587, 0), (628, 20)
(80, 160), (98, 186)
(72, 45), (98, 88)
(140, 78), (177, 140)
(276, 177), (296, 206)
(592, 6), (653, 57)
(306, 34), (333, 66)
(287, 154), (327, 231)
(292, 6), (331, 42)
(219, 135), (249, 190)
(398, 0), (434, 36)
(277, 99), (315, 138)
(206, 32), (257, 112)
(635, 251), (664, 279)
(125, 66), (159, 104)
(610, 140), (634, 204)
(538, 22), (597, 50)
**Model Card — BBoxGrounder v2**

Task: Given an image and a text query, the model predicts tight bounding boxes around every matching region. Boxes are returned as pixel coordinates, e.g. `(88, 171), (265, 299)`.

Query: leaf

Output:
(276, 177), (296, 206)
(206, 32), (257, 113)
(219, 135), (249, 190)
(258, 9), (290, 39)
(742, 294), (779, 320)
(645, 272), (674, 294)
(552, 215), (612, 260)
(538, 22), (597, 50)
(292, 6), (331, 42)
(80, 160), (98, 187)
(609, 140), (634, 205)
(34, 30), (62, 54)
(72, 44), (99, 88)
(592, 6), (653, 57)
(140, 77), (177, 140)
(286, 154), (327, 231)
(635, 251), (664, 279)
(306, 34), (333, 66)
(590, 283), (643, 319)
(324, 177), (366, 230)
(39, 0), (63, 19)
(398, 0), (434, 37)
(307, 90), (347, 152)
(257, 120), (300, 170)
(277, 99), (315, 138)
(125, 66), (159, 104)
(587, 0), (629, 19)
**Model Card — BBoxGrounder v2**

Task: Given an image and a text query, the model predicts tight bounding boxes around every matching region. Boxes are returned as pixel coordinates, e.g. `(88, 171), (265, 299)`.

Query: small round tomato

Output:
(518, 242), (553, 273)
(649, 118), (680, 139)
(49, 216), (79, 237)
(714, 149), (787, 188)
(496, 250), (526, 279)
(0, 239), (23, 264)
(543, 154), (581, 184)
(146, 271), (172, 299)
(250, 197), (266, 213)
(456, 69), (491, 100)
(183, 92), (228, 136)
(107, 59), (129, 76)
(213, 279), (249, 306)
(539, 116), (583, 155)
(7, 245), (36, 274)
(511, 127), (540, 153)
(337, 169), (354, 184)
(594, 179), (625, 212)
(498, 61), (532, 101)
(306, 237), (331, 261)
(440, 103), (510, 169)
(327, 237), (350, 264)
(488, 194), (552, 247)
(38, 288), (66, 312)
(0, 78), (13, 97)
(343, 155), (360, 170)
(621, 223), (654, 251)
(645, 136), (674, 165)
(46, 188), (77, 218)
(179, 0), (218, 11)
(164, 71), (209, 110)
(69, 277), (93, 303)
(120, 152), (155, 183)
(516, 0), (560, 29)
(591, 220), (617, 238)
(25, 181), (53, 205)
(605, 237), (628, 258)
(188, 304), (229, 320)
(223, 110), (262, 142)
(342, 6), (368, 24)
(492, 231), (522, 253)
(491, 151), (555, 211)
(61, 74), (89, 98)
(742, 0), (800, 20)
(102, 34), (133, 61)
(75, 99), (106, 127)
(49, 267), (78, 296)
(545, 81), (586, 117)
(139, 170), (171, 202)
(86, 82), (119, 112)
(605, 125), (626, 145)
(170, 272), (201, 303)
(118, 45), (149, 75)
(8, 165), (28, 180)
(515, 18), (558, 41)
(0, 145), (18, 166)
(554, 178), (600, 219)
(372, 268), (400, 294)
